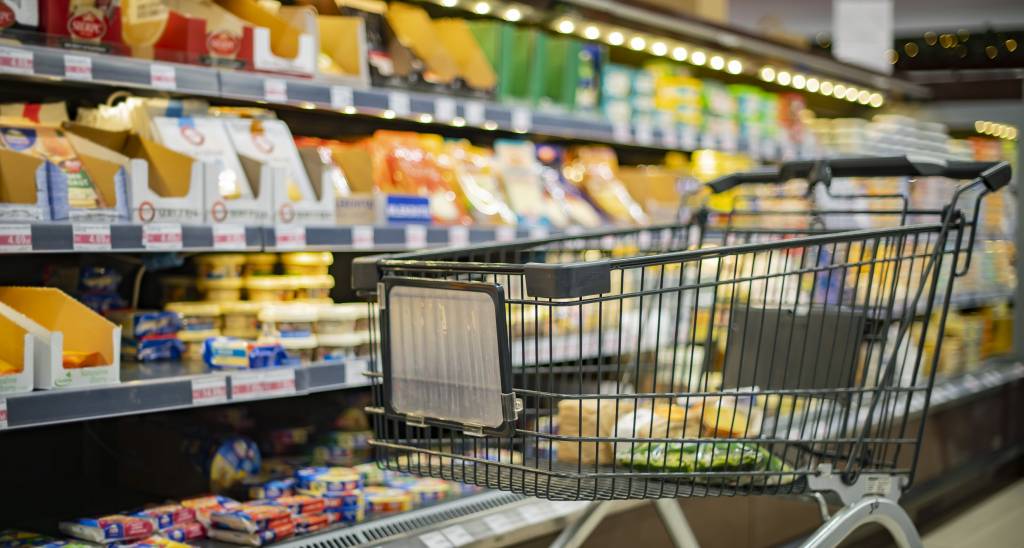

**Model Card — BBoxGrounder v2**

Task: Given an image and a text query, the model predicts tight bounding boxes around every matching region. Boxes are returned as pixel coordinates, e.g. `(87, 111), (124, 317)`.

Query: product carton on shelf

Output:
(317, 15), (370, 87)
(0, 148), (51, 222)
(206, 155), (274, 225)
(331, 144), (429, 225)
(215, 0), (319, 76)
(0, 302), (36, 395)
(0, 287), (120, 390)
(63, 124), (205, 225)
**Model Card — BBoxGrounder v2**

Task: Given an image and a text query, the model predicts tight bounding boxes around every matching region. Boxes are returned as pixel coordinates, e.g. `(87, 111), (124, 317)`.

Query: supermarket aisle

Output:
(923, 479), (1024, 548)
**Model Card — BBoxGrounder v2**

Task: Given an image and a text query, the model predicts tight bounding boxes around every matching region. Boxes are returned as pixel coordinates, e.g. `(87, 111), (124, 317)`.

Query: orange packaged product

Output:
(370, 131), (470, 225)
(566, 146), (649, 225)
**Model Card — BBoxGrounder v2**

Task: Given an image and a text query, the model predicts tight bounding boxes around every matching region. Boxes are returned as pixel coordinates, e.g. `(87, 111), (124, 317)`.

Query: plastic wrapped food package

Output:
(221, 301), (266, 339)
(280, 252), (333, 276)
(565, 146), (649, 225)
(244, 254), (279, 277)
(165, 302), (222, 359)
(246, 276), (297, 302)
(195, 254), (247, 281)
(293, 275), (335, 302)
(259, 304), (319, 362)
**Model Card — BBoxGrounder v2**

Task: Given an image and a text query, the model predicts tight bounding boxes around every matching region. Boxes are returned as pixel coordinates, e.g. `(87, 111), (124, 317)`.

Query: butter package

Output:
(150, 116), (253, 200)
(246, 476), (296, 500)
(205, 517), (293, 546)
(304, 467), (362, 495)
(266, 495), (325, 516)
(180, 495), (241, 526)
(209, 504), (291, 533)
(162, 521), (207, 543)
(132, 505), (197, 531)
(202, 337), (291, 369)
(363, 487), (412, 513)
(59, 516), (156, 544)
(0, 124), (101, 208)
(223, 118), (313, 202)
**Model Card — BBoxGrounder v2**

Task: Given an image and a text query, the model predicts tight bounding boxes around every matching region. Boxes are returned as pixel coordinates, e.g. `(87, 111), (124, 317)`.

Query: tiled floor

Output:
(923, 479), (1024, 548)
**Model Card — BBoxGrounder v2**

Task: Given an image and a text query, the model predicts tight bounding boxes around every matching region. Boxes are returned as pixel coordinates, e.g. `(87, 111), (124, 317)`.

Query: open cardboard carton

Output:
(0, 302), (36, 395)
(317, 15), (371, 87)
(263, 149), (336, 226)
(329, 145), (429, 225)
(0, 148), (52, 221)
(216, 0), (319, 76)
(64, 124), (205, 225)
(0, 287), (120, 390)
(203, 155), (274, 224)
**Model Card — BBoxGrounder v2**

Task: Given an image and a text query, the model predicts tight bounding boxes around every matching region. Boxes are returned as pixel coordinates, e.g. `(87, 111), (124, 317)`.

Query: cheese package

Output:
(442, 140), (515, 225)
(132, 504), (197, 531)
(0, 124), (101, 208)
(566, 146), (649, 225)
(494, 140), (564, 227)
(224, 118), (314, 202)
(370, 131), (470, 225)
(206, 518), (294, 547)
(209, 504), (291, 533)
(150, 116), (252, 200)
(59, 516), (156, 544)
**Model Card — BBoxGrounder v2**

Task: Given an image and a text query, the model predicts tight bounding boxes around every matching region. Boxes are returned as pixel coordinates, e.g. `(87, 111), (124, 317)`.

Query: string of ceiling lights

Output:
(426, 0), (887, 108)
(975, 120), (1018, 141)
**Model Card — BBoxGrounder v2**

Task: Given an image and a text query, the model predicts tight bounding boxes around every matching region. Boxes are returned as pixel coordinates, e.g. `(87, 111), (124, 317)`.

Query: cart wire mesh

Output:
(355, 157), (1011, 501)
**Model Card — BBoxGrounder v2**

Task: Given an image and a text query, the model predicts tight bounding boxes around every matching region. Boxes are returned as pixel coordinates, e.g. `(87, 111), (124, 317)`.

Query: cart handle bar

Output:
(707, 156), (1011, 193)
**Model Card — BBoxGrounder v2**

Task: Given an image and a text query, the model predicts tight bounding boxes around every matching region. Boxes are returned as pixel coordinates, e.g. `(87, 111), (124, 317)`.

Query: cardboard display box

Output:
(0, 302), (35, 395)
(0, 148), (51, 222)
(0, 287), (120, 390)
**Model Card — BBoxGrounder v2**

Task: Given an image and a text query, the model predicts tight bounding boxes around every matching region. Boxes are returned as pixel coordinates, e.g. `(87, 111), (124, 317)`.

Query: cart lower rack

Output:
(353, 157), (1011, 547)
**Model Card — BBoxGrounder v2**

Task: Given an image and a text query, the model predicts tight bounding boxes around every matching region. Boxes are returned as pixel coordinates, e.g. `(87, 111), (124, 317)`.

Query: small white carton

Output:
(0, 302), (35, 395)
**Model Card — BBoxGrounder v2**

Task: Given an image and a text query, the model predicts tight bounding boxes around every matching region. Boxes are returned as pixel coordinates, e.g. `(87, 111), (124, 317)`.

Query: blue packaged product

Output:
(202, 338), (290, 370)
(293, 466), (329, 489)
(246, 477), (296, 500)
(127, 337), (185, 362)
(209, 437), (261, 493)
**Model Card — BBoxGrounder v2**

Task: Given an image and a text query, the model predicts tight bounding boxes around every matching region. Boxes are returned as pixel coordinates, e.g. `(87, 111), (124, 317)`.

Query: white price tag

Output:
(405, 224), (427, 248)
(0, 225), (32, 252)
(612, 121), (631, 142)
(64, 54), (92, 80)
(448, 225), (469, 246)
(351, 225), (374, 249)
(483, 513), (516, 534)
(331, 86), (353, 109)
(634, 120), (654, 146)
(518, 503), (551, 524)
(495, 225), (516, 242)
(511, 107), (532, 133)
(274, 225), (306, 249)
(440, 526), (473, 546)
(150, 64), (176, 90)
(212, 224), (247, 250)
(0, 47), (33, 75)
(464, 101), (486, 125)
(418, 532), (453, 548)
(0, 398), (7, 429)
(264, 79), (287, 102)
(191, 376), (228, 405)
(231, 369), (297, 401)
(434, 97), (457, 122)
(528, 226), (549, 239)
(344, 359), (367, 385)
(143, 223), (183, 250)
(389, 91), (411, 116)
(72, 223), (112, 251)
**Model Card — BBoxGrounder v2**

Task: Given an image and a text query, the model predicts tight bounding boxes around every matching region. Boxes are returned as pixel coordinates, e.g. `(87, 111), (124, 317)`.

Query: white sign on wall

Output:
(832, 0), (893, 74)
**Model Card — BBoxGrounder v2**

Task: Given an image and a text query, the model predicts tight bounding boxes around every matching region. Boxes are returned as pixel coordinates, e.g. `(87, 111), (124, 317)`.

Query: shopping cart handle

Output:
(706, 167), (782, 193)
(778, 156), (950, 181)
(950, 161), (1012, 191)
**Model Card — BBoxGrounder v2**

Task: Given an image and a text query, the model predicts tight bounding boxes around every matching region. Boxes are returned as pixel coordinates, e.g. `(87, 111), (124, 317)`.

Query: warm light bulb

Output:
(556, 19), (575, 34)
(418, 113), (433, 123)
(820, 81), (834, 95)
(690, 51), (706, 65)
(672, 47), (688, 61)
(777, 71), (791, 86)
(759, 66), (776, 82)
(607, 31), (625, 46)
(472, 1), (490, 14)
(381, 109), (396, 119)
(439, 0), (457, 6)
(833, 83), (847, 98)
(502, 7), (521, 21)
(583, 25), (600, 40)
(726, 59), (742, 74)
(709, 55), (725, 70)
(845, 87), (859, 101)
(791, 74), (806, 89)
(650, 42), (668, 56)
(857, 90), (871, 104)
(806, 78), (820, 92)
(629, 36), (647, 51)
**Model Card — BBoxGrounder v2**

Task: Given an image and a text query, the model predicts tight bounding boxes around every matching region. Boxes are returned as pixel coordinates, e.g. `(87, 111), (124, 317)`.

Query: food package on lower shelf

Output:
(0, 286), (121, 390)
(370, 131), (471, 225)
(107, 310), (185, 362)
(59, 515), (156, 544)
(203, 337), (292, 369)
(181, 495), (242, 526)
(210, 504), (291, 533)
(132, 504), (197, 531)
(494, 139), (565, 228)
(565, 146), (648, 225)
(151, 116), (253, 201)
(536, 144), (604, 228)
(441, 140), (516, 225)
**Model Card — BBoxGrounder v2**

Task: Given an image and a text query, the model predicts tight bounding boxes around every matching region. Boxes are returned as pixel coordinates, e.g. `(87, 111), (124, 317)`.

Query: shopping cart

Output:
(352, 156), (1011, 548)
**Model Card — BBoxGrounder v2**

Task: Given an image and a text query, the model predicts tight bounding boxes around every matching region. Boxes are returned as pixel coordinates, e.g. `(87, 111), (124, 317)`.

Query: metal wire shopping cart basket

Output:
(353, 156), (1011, 547)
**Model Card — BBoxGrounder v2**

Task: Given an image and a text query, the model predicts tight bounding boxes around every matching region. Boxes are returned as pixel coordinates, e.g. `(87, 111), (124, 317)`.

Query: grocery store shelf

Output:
(563, 0), (931, 99)
(263, 489), (592, 548)
(0, 358), (371, 431)
(0, 222), (548, 254)
(0, 43), (736, 153)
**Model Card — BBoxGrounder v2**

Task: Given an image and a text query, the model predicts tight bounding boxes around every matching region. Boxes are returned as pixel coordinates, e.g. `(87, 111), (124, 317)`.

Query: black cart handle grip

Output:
(707, 156), (1012, 193)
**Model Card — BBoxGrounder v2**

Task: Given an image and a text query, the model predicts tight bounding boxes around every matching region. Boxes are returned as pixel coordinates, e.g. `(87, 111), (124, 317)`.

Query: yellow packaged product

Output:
(166, 301), (222, 359)
(198, 277), (244, 302)
(294, 275), (335, 301)
(195, 254), (247, 281)
(245, 276), (297, 302)
(221, 301), (265, 339)
(259, 304), (318, 361)
(244, 253), (279, 276)
(315, 303), (370, 334)
(566, 146), (648, 225)
(281, 252), (333, 276)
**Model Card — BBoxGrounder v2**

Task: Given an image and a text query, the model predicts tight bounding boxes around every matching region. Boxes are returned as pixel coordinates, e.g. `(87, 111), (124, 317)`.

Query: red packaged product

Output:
(273, 495), (325, 516)
(292, 514), (329, 535)
(210, 505), (291, 533)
